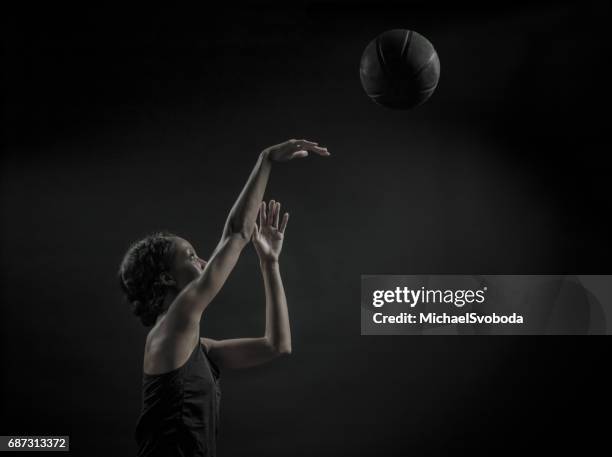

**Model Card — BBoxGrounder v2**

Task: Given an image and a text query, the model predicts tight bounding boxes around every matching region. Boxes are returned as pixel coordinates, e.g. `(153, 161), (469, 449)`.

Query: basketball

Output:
(360, 29), (440, 109)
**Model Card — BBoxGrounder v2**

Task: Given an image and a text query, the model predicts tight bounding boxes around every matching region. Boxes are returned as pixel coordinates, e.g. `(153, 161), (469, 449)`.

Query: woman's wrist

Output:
(260, 148), (272, 163)
(259, 257), (280, 267)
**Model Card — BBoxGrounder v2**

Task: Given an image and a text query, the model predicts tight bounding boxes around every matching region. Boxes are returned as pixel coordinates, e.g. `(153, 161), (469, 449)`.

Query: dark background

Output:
(2, 1), (611, 455)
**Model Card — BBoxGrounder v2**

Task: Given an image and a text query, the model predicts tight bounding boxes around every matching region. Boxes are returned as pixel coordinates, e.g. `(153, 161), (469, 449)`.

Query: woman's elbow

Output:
(276, 344), (292, 356)
(265, 337), (291, 356)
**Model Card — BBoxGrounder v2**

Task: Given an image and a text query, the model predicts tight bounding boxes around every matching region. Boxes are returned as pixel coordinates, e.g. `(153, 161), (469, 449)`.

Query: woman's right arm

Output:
(169, 139), (330, 326)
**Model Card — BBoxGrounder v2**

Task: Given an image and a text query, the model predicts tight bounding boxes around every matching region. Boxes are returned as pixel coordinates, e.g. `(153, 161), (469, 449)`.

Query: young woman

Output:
(118, 139), (330, 457)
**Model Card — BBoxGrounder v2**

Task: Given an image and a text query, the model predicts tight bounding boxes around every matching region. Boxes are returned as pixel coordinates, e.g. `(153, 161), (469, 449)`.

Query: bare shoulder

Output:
(143, 319), (200, 375)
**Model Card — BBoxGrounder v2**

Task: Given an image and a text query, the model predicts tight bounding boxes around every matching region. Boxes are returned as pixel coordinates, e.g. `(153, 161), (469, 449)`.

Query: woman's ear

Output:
(159, 272), (176, 287)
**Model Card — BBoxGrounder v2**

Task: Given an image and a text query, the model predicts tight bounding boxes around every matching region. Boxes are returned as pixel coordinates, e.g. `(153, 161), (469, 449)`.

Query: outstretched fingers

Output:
(267, 200), (276, 226)
(260, 199), (287, 232)
(274, 202), (280, 229)
(279, 212), (289, 234)
(291, 138), (317, 150)
(309, 145), (330, 156)
(260, 201), (267, 229)
(292, 139), (330, 157)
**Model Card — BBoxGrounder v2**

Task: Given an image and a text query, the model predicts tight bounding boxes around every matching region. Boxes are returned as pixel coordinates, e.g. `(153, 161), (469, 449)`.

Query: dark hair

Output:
(118, 231), (177, 327)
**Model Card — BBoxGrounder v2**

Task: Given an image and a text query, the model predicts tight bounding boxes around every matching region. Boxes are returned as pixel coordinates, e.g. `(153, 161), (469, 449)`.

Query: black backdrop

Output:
(2, 1), (611, 456)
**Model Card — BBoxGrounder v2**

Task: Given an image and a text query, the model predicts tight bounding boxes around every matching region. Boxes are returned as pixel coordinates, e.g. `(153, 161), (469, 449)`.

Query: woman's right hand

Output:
(263, 139), (330, 162)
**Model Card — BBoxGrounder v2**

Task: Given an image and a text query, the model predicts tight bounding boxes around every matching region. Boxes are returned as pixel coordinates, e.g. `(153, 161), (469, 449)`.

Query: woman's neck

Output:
(156, 290), (179, 325)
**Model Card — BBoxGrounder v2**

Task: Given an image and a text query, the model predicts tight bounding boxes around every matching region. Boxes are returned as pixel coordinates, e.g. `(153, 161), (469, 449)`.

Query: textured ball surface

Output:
(360, 29), (440, 109)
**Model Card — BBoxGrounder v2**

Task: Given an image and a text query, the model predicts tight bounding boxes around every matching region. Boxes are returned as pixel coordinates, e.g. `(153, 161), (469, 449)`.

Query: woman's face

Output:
(167, 236), (207, 290)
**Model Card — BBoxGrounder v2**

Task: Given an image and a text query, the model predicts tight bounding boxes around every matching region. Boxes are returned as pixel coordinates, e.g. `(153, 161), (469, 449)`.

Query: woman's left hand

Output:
(251, 199), (289, 263)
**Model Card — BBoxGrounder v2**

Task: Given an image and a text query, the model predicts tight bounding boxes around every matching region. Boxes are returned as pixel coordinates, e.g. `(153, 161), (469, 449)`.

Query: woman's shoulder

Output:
(143, 325), (200, 376)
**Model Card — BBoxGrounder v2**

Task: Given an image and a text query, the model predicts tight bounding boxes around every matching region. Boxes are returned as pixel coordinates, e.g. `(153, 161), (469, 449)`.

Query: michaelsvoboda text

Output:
(371, 286), (524, 325)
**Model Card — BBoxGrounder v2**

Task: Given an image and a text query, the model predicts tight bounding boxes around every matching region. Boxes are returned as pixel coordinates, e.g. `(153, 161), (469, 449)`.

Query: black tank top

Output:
(135, 339), (221, 457)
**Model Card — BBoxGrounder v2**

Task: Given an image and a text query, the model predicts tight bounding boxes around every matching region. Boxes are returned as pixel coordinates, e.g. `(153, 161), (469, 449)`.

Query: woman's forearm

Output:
(261, 260), (291, 353)
(224, 150), (272, 239)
